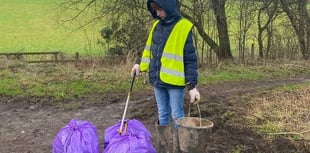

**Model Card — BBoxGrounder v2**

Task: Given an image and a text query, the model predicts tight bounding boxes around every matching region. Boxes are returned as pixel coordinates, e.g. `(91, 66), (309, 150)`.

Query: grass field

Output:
(1, 0), (302, 58)
(0, 0), (105, 56)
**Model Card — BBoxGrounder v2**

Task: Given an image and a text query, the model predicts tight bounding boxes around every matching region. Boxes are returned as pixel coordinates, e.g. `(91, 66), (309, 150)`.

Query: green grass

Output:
(0, 78), (23, 95)
(245, 83), (310, 140)
(254, 121), (283, 133)
(0, 60), (146, 100)
(198, 63), (305, 84)
(0, 0), (104, 56)
(0, 0), (302, 58)
(275, 81), (310, 92)
(1, 60), (309, 101)
(24, 80), (103, 100)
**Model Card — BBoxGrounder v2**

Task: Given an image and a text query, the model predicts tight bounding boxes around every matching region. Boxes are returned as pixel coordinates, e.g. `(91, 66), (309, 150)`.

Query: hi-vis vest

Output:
(140, 18), (193, 86)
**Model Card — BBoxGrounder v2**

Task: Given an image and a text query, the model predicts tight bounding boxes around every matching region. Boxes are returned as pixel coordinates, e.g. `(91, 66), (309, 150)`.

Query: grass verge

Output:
(245, 83), (310, 140)
(1, 59), (309, 100)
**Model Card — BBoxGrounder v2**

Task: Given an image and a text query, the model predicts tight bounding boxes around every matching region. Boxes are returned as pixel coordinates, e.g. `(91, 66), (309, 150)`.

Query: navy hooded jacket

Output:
(145, 0), (198, 89)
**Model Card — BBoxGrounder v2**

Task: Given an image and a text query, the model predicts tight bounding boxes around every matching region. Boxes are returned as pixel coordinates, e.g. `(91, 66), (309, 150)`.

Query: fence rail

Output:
(0, 52), (79, 63)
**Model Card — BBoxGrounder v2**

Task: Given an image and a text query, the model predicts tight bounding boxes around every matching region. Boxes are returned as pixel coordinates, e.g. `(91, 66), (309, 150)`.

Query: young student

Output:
(131, 0), (200, 152)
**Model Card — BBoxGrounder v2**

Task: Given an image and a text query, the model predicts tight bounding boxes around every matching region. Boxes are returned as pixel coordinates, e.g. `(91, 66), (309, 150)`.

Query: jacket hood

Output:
(147, 0), (181, 24)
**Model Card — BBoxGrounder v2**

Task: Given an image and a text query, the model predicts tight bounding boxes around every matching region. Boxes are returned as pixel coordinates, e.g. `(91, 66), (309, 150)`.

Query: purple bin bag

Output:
(52, 119), (100, 153)
(103, 119), (156, 153)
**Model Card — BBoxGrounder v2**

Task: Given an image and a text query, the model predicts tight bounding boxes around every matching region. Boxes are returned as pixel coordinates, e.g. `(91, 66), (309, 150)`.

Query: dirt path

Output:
(0, 76), (309, 153)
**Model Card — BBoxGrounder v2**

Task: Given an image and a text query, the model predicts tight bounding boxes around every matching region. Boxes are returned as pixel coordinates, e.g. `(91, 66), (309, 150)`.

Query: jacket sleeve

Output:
(184, 31), (198, 89)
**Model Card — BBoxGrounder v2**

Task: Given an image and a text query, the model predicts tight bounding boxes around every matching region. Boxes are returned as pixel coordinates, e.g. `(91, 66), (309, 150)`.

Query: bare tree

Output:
(280, 0), (310, 60)
(211, 0), (233, 60)
(181, 0), (233, 61)
(58, 0), (309, 61)
(257, 0), (279, 58)
(58, 0), (149, 56)
(236, 0), (256, 62)
(179, 0), (216, 66)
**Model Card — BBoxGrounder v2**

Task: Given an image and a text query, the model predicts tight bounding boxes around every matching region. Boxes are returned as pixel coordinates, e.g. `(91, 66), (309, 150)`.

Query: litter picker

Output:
(117, 70), (136, 135)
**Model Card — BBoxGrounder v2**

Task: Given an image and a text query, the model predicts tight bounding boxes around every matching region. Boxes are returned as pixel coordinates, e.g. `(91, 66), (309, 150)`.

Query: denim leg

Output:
(154, 87), (185, 127)
(154, 87), (171, 125)
(168, 88), (185, 128)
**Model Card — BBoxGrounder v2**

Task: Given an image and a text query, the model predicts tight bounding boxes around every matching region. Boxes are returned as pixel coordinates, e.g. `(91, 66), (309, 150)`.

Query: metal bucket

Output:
(176, 104), (214, 153)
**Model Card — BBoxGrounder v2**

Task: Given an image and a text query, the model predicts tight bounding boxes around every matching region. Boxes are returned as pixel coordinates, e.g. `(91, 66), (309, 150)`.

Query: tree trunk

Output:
(280, 0), (310, 60)
(211, 0), (233, 60)
(257, 1), (278, 59)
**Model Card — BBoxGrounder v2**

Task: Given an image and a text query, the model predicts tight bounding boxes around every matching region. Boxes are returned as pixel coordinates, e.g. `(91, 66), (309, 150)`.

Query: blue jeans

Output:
(154, 87), (185, 126)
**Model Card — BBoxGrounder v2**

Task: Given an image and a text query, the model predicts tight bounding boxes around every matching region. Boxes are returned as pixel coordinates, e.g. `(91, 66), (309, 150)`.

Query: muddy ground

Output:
(0, 76), (309, 153)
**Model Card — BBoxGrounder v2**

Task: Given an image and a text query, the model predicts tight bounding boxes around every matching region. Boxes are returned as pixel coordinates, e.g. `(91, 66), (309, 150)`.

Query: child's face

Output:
(154, 7), (166, 20)
(151, 3), (166, 20)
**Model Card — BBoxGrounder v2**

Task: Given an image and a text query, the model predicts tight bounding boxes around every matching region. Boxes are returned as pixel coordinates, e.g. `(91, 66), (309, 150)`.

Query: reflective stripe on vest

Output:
(141, 18), (193, 86)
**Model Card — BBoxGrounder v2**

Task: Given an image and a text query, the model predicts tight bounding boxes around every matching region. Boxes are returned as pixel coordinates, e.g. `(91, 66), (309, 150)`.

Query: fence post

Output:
(54, 52), (59, 63)
(75, 52), (79, 63)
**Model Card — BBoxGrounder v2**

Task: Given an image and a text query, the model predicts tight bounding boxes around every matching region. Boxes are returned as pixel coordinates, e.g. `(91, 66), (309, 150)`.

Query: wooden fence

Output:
(0, 51), (79, 63)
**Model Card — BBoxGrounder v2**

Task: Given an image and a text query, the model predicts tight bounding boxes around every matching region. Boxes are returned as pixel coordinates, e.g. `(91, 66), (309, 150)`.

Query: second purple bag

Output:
(103, 119), (156, 153)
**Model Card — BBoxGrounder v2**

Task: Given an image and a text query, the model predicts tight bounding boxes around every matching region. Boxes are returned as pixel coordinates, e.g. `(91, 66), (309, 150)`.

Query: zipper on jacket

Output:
(154, 24), (164, 86)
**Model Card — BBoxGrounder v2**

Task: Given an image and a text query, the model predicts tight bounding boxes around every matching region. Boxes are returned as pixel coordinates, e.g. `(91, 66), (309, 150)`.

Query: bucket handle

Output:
(187, 103), (202, 127)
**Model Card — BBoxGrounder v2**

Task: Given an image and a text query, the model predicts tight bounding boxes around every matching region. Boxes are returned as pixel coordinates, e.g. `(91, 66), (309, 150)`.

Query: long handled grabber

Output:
(103, 70), (156, 152)
(117, 70), (136, 135)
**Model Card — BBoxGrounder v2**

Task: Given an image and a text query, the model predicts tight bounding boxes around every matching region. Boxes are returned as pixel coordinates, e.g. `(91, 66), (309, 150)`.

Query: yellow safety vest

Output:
(140, 18), (193, 86)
